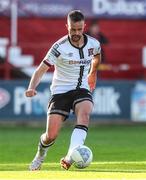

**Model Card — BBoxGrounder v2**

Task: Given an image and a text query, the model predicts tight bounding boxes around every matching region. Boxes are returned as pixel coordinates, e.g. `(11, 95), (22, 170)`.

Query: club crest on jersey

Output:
(88, 48), (94, 56)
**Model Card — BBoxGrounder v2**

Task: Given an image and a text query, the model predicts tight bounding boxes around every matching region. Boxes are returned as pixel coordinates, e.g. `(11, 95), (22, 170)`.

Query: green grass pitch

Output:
(0, 123), (146, 179)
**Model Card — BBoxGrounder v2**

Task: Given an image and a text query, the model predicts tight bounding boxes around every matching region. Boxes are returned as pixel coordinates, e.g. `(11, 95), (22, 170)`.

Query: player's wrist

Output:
(89, 71), (97, 76)
(27, 88), (36, 91)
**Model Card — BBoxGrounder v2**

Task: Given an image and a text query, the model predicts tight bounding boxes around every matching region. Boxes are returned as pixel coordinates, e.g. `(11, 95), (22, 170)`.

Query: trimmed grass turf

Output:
(0, 162), (146, 180)
(0, 123), (146, 179)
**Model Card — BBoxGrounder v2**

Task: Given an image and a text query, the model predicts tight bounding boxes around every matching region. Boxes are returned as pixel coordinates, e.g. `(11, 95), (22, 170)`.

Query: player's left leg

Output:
(61, 100), (93, 170)
(68, 100), (93, 152)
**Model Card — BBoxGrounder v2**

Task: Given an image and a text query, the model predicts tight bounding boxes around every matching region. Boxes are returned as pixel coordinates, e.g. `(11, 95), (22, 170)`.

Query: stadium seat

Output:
(0, 37), (9, 63)
(8, 46), (34, 67)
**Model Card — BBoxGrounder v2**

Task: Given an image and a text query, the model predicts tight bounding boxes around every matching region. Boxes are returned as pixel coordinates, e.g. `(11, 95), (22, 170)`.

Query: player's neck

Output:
(71, 35), (84, 48)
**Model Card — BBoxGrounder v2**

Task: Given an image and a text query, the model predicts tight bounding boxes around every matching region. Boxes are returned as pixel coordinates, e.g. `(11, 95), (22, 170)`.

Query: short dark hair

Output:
(67, 10), (85, 23)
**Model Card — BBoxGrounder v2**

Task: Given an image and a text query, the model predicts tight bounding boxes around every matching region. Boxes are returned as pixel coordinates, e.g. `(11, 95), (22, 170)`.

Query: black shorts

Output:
(48, 88), (93, 120)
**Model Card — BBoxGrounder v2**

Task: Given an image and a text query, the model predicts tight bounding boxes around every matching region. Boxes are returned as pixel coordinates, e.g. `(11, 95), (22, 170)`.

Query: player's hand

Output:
(25, 89), (37, 97)
(88, 73), (97, 92)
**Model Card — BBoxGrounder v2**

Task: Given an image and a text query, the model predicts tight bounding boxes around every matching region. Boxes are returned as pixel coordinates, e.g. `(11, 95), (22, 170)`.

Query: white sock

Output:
(65, 125), (88, 161)
(40, 133), (55, 147)
(37, 134), (54, 157)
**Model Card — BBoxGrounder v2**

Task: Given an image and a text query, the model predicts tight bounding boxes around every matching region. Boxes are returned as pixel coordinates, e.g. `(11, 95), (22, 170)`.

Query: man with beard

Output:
(25, 10), (101, 171)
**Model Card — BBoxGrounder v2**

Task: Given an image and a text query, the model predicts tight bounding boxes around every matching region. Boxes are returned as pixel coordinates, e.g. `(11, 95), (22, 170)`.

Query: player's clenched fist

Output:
(25, 89), (37, 97)
(88, 73), (97, 92)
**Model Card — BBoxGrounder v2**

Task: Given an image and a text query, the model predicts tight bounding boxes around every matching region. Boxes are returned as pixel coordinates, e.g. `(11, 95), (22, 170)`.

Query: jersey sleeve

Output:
(93, 40), (101, 56)
(43, 43), (61, 66)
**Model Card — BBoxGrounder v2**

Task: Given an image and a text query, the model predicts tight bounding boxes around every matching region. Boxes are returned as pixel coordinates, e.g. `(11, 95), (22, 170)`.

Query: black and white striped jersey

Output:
(43, 34), (101, 95)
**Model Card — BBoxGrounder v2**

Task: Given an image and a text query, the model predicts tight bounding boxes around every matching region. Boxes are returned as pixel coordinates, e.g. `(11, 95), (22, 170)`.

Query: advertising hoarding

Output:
(0, 80), (135, 121)
(0, 0), (146, 19)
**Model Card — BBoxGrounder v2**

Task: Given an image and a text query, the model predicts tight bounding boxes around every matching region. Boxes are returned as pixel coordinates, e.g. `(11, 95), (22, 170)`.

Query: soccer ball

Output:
(70, 145), (93, 169)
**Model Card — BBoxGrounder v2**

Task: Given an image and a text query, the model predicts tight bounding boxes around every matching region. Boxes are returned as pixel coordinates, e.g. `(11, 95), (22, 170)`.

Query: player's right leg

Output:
(29, 135), (54, 171)
(29, 114), (64, 171)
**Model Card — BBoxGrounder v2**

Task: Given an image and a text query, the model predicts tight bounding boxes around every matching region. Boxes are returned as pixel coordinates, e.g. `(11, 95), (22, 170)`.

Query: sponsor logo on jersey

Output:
(0, 88), (10, 109)
(69, 59), (91, 65)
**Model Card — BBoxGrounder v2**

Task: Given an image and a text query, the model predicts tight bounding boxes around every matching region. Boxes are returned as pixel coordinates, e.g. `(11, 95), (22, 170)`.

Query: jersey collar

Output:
(68, 34), (88, 49)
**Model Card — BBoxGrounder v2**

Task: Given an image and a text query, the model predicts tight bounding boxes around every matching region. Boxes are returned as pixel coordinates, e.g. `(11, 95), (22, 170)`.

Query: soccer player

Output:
(25, 10), (101, 171)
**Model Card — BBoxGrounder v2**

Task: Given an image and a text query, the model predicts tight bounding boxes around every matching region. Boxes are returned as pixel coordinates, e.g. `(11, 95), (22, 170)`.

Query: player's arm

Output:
(88, 54), (101, 92)
(25, 62), (50, 97)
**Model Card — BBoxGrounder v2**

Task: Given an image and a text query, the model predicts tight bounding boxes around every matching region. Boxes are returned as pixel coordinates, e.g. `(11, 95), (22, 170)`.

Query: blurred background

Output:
(0, 0), (146, 124)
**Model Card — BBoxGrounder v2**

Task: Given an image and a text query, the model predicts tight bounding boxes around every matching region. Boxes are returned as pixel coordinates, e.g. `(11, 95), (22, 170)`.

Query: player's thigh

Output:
(48, 93), (72, 118)
(75, 100), (93, 125)
(46, 114), (65, 139)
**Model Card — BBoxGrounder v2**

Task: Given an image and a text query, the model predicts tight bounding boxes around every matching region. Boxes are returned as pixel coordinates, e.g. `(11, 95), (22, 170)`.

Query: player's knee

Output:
(80, 111), (90, 120)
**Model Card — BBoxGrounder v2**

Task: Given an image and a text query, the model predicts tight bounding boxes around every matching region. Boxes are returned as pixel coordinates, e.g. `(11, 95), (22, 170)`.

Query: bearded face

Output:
(67, 20), (85, 43)
(71, 34), (82, 42)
